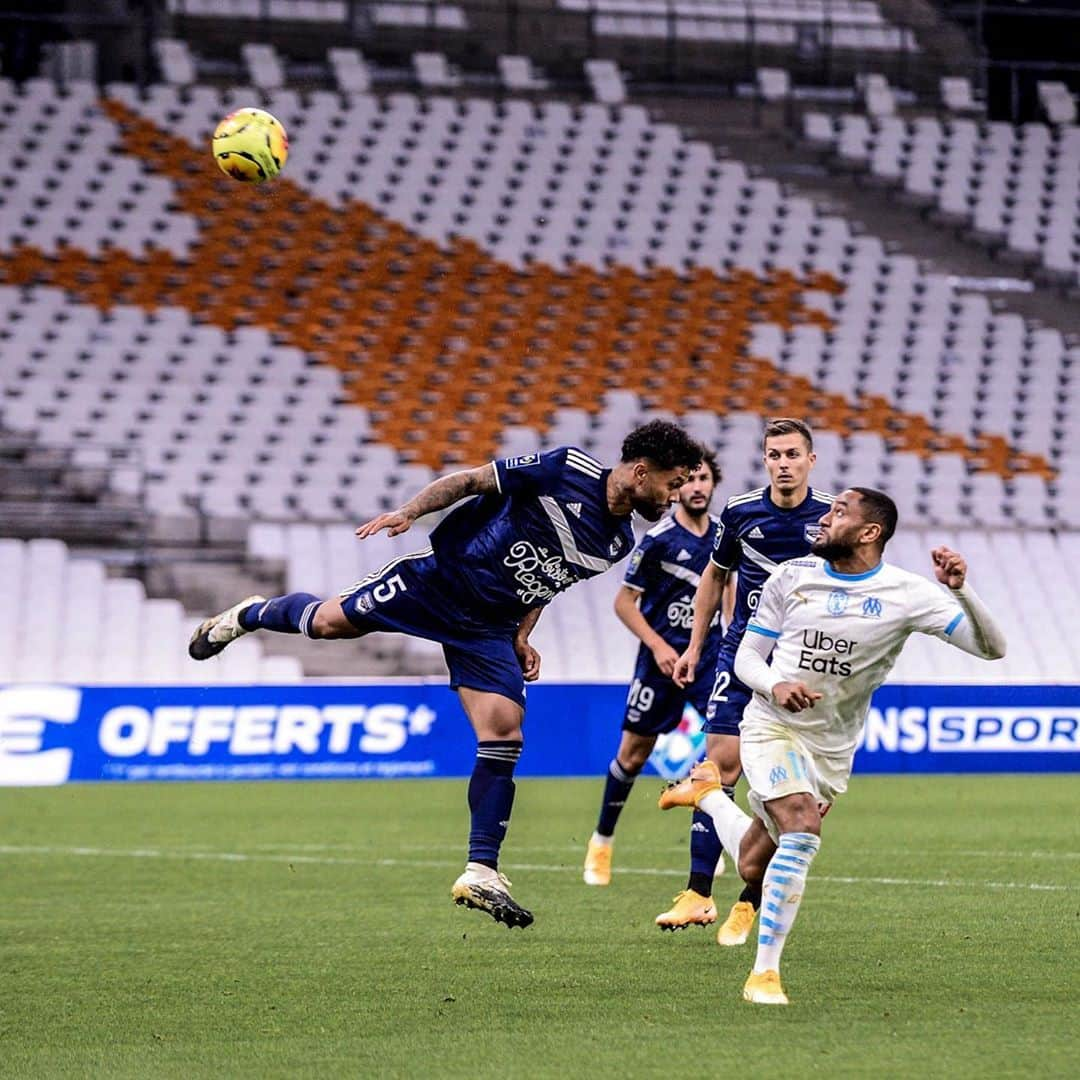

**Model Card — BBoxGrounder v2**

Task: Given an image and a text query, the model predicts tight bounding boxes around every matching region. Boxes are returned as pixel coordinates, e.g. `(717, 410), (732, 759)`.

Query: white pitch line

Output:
(0, 845), (1075, 893)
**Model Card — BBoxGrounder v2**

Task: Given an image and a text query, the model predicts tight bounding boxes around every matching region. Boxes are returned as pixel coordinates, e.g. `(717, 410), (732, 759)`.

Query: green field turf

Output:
(1, 775), (1077, 1079)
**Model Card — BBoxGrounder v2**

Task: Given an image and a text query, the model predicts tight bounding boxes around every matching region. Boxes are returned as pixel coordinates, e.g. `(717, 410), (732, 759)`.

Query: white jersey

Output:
(743, 556), (966, 756)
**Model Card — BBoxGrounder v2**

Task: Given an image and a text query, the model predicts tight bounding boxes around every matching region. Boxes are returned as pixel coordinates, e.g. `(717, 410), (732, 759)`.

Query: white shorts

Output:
(740, 716), (854, 843)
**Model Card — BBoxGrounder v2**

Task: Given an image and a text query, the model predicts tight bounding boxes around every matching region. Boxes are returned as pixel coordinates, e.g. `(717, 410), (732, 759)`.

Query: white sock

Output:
(698, 789), (753, 864)
(590, 831), (613, 846)
(753, 831), (821, 974)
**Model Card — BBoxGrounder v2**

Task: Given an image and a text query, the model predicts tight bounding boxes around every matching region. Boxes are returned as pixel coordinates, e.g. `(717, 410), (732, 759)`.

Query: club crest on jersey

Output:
(769, 765), (789, 785)
(504, 453), (540, 469)
(827, 588), (849, 616)
(609, 537), (624, 557)
(805, 524), (824, 543)
(861, 596), (883, 618)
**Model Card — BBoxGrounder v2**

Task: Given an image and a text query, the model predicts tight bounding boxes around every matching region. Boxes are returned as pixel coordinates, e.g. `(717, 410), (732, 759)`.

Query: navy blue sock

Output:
(468, 740), (523, 870)
(595, 758), (640, 838)
(239, 593), (321, 636)
(687, 783), (735, 894)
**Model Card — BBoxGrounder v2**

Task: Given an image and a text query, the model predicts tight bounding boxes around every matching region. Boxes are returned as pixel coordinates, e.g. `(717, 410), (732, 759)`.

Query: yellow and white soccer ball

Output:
(212, 107), (288, 183)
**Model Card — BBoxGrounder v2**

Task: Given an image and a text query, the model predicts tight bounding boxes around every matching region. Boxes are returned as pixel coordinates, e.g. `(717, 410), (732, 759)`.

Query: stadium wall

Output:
(2, 683), (1078, 785)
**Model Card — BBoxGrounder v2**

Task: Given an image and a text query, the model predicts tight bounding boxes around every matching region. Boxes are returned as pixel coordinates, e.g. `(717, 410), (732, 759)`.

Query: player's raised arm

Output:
(672, 560), (728, 687)
(929, 546), (1007, 660)
(356, 463), (499, 539)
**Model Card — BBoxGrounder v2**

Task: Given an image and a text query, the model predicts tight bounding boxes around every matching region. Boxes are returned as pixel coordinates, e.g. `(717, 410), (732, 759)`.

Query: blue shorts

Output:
(340, 550), (526, 709)
(621, 651), (716, 737)
(702, 654), (752, 737)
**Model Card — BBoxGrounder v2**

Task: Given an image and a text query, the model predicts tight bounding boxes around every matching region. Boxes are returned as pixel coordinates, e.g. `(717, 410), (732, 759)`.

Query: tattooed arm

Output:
(356, 463), (499, 539)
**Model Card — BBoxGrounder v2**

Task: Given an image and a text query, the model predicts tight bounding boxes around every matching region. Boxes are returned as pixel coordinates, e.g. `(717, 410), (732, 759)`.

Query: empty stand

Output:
(0, 78), (1067, 537)
(566, 0), (918, 53)
(0, 537), (301, 683)
(803, 106), (1080, 286)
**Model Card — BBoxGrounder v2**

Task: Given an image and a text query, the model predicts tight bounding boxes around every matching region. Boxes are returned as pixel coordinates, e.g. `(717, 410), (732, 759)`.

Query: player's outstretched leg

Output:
(188, 594), (269, 659)
(451, 688), (533, 928)
(189, 592), (360, 659)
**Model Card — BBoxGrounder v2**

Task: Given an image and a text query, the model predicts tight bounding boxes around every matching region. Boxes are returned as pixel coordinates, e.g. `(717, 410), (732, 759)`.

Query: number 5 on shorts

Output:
(373, 574), (408, 604)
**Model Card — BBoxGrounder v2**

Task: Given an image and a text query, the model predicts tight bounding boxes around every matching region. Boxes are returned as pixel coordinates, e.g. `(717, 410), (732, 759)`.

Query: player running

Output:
(661, 418), (831, 937)
(188, 421), (705, 929)
(582, 452), (730, 888)
(660, 487), (1005, 1004)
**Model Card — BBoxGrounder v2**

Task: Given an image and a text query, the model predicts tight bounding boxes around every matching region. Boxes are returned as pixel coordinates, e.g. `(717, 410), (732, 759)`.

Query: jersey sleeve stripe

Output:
(710, 554), (733, 570)
(491, 460), (502, 494)
(726, 487), (766, 508)
(747, 623), (780, 639)
(622, 581), (645, 592)
(944, 611), (965, 636)
(566, 448), (604, 477)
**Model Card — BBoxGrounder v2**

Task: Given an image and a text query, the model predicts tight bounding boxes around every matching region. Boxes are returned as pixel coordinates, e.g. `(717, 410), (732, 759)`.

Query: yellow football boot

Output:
(657, 759), (722, 810)
(655, 889), (717, 930)
(583, 837), (613, 886)
(717, 900), (757, 946)
(742, 969), (788, 1005)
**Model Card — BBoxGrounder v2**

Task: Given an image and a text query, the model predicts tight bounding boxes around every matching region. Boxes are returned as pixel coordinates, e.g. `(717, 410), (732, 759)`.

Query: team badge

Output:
(861, 596), (883, 618)
(827, 588), (849, 616)
(769, 765), (789, 786)
(504, 453), (540, 469)
(804, 524), (824, 543)
(608, 537), (624, 557)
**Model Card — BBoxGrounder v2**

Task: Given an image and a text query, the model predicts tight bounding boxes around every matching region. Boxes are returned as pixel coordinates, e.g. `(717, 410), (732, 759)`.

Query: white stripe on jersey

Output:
(738, 541), (778, 574)
(538, 496), (614, 572)
(727, 487), (766, 507)
(659, 560), (702, 588)
(566, 448), (604, 477)
(646, 517), (677, 538)
(810, 489), (835, 505)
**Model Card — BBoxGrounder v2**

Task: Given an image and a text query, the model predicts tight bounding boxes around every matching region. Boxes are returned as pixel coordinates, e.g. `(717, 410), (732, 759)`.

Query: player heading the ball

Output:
(189, 421), (706, 930)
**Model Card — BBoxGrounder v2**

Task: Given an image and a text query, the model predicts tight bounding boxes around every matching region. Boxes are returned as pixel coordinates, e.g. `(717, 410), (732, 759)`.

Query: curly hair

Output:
(697, 447), (721, 485)
(620, 420), (705, 472)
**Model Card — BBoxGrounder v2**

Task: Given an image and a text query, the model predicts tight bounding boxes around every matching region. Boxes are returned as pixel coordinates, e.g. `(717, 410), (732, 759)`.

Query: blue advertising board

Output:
(0, 682), (1077, 786)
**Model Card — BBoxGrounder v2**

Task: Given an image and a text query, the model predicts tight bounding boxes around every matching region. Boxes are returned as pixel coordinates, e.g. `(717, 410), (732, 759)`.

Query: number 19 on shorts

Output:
(626, 678), (655, 713)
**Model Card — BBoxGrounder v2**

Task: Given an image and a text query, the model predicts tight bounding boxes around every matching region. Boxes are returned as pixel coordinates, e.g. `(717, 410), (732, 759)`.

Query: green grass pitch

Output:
(1, 775), (1077, 1078)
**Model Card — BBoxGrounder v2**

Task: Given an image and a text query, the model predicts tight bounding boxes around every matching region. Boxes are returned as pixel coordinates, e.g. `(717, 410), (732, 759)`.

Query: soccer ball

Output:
(212, 108), (288, 183)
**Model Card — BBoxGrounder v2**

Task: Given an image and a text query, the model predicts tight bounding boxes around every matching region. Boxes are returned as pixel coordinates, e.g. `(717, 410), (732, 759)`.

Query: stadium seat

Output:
(0, 537), (300, 684)
(498, 55), (550, 94)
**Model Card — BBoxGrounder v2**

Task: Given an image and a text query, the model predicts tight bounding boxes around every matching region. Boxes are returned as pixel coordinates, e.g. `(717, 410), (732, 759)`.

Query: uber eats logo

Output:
(798, 629), (856, 676)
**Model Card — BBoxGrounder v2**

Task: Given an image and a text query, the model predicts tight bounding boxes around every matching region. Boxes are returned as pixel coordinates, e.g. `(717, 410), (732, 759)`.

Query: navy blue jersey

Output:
(711, 486), (833, 659)
(429, 447), (635, 627)
(623, 511), (723, 661)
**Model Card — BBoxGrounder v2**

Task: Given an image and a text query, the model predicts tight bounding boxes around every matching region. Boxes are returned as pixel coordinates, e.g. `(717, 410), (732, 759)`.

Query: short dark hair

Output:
(763, 417), (813, 452)
(695, 447), (721, 485)
(621, 420), (705, 473)
(850, 486), (898, 547)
